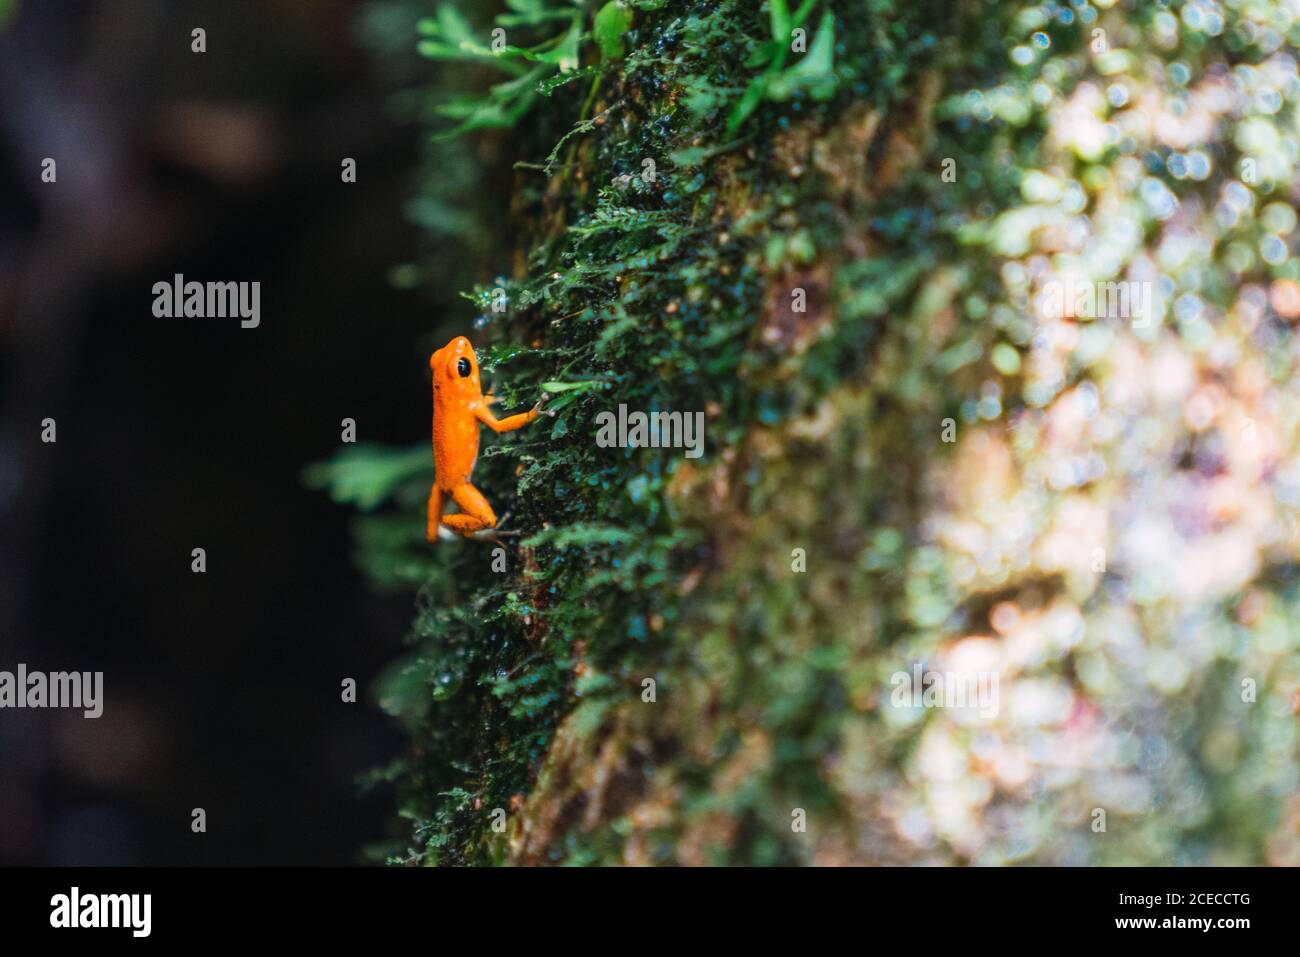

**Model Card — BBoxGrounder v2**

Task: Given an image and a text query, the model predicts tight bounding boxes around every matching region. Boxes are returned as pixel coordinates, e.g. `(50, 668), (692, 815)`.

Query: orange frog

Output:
(427, 336), (544, 540)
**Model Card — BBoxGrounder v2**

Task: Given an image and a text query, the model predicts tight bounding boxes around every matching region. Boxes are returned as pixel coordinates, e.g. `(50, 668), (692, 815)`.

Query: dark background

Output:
(0, 0), (435, 864)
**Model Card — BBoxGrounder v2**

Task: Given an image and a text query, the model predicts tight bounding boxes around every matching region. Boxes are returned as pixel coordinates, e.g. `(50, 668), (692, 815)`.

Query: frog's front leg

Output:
(441, 482), (497, 535)
(474, 403), (541, 434)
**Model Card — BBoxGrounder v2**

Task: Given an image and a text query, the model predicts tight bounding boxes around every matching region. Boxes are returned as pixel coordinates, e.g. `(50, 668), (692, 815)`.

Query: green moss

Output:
(320, 0), (1300, 865)
(319, 0), (950, 864)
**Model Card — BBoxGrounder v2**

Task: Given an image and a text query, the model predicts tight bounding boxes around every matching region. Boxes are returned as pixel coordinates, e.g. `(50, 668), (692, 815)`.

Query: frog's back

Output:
(432, 391), (479, 488)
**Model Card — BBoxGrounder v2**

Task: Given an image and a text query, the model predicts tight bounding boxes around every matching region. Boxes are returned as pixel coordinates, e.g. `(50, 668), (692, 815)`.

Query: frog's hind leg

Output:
(441, 482), (497, 535)
(426, 486), (447, 542)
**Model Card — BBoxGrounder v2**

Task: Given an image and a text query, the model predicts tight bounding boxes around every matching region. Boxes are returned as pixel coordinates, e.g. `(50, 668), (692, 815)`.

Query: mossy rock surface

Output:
(317, 0), (1300, 865)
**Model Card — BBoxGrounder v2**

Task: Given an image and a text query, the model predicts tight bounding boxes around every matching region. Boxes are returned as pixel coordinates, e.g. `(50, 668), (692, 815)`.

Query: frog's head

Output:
(430, 336), (483, 400)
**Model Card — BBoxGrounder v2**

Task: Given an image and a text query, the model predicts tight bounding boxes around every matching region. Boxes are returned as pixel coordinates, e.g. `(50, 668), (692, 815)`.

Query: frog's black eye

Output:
(457, 357), (471, 377)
